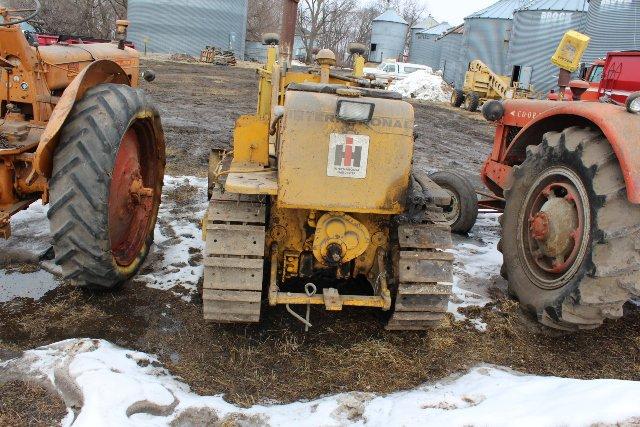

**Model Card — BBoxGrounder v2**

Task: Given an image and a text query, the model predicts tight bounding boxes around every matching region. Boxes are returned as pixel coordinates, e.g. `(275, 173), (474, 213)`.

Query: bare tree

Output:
(247, 0), (281, 42)
(7, 0), (126, 39)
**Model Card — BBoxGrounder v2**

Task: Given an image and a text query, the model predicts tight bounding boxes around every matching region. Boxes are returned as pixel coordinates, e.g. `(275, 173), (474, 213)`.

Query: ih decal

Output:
(327, 133), (369, 179)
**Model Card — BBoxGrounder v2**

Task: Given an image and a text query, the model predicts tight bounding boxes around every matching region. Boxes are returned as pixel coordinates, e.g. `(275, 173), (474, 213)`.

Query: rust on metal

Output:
(35, 60), (131, 178)
(279, 0), (300, 62)
(108, 128), (157, 266)
(482, 99), (640, 204)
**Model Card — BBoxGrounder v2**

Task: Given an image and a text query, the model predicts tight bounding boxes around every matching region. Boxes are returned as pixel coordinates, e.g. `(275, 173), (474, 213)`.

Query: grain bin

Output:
(463, 0), (529, 77)
(128, 0), (248, 57)
(369, 9), (409, 63)
(437, 25), (466, 88)
(583, 0), (640, 64)
(410, 15), (439, 47)
(409, 22), (451, 70)
(507, 0), (589, 94)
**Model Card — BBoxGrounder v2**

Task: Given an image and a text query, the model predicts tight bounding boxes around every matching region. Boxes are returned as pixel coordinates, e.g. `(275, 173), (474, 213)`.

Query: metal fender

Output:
(34, 60), (131, 178)
(505, 101), (640, 203)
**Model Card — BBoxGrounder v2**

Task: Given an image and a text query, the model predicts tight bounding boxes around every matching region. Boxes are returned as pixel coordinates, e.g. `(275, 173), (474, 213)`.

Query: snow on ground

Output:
(3, 338), (640, 427)
(0, 201), (50, 264)
(389, 69), (453, 103)
(0, 175), (501, 324)
(134, 175), (208, 297)
(449, 212), (504, 331)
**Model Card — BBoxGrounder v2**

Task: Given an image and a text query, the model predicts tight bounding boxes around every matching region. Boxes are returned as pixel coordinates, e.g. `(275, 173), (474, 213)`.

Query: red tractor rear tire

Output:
(48, 84), (165, 289)
(500, 127), (640, 330)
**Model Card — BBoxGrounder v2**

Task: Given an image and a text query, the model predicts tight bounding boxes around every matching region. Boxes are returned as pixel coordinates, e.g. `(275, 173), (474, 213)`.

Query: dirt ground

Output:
(140, 59), (493, 183)
(1, 60), (639, 418)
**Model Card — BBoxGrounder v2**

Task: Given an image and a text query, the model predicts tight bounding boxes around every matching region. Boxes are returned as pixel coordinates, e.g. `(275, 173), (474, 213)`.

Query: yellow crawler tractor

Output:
(0, 2), (165, 288)
(204, 0), (455, 330)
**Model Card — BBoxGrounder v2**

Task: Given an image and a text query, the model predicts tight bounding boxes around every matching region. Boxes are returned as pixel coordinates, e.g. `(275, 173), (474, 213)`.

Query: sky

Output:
(425, 0), (498, 25)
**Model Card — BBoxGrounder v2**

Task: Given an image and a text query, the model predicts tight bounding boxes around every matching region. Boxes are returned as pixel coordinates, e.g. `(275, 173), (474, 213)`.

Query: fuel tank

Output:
(277, 85), (414, 214)
(37, 43), (139, 90)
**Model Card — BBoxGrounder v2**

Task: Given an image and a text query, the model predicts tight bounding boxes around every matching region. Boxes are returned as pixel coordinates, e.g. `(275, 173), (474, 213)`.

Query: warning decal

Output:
(326, 133), (370, 179)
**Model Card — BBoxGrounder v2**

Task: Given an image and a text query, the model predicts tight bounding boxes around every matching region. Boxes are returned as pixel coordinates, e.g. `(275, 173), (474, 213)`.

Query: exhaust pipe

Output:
(280, 0), (299, 63)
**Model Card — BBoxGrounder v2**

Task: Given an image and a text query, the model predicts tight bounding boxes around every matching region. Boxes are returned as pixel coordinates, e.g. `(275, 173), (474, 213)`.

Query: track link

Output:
(203, 190), (267, 323)
(386, 222), (454, 330)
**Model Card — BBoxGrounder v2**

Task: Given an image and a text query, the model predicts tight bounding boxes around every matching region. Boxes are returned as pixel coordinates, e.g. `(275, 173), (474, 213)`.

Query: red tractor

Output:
(551, 51), (640, 103)
(442, 52), (640, 331)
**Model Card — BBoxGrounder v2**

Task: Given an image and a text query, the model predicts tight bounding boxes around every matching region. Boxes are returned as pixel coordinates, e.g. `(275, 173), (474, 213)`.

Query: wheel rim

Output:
(517, 166), (590, 290)
(108, 127), (157, 267)
(440, 186), (461, 226)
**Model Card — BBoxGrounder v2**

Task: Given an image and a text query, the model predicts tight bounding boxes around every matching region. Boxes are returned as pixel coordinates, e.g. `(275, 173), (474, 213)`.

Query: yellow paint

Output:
(463, 60), (531, 101)
(219, 48), (417, 314)
(552, 30), (590, 72)
(274, 292), (387, 309)
(353, 55), (365, 78)
(277, 90), (413, 214)
(313, 212), (370, 265)
(257, 45), (277, 119)
(224, 171), (278, 195)
(232, 115), (269, 166)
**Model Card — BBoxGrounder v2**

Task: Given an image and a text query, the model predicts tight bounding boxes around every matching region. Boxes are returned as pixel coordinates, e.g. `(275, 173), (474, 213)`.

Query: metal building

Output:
(437, 25), (466, 88)
(128, 0), (248, 57)
(462, 0), (529, 80)
(409, 15), (439, 46)
(583, 0), (640, 64)
(369, 9), (409, 63)
(409, 22), (451, 70)
(507, 0), (589, 94)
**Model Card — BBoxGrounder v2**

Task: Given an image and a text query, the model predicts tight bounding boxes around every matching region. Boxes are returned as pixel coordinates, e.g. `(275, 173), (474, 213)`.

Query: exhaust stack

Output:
(280, 0), (299, 63)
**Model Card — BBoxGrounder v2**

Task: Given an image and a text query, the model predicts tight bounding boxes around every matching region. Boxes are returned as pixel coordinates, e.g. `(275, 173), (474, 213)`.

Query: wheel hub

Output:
(442, 188), (461, 225)
(108, 127), (156, 267)
(519, 167), (590, 289)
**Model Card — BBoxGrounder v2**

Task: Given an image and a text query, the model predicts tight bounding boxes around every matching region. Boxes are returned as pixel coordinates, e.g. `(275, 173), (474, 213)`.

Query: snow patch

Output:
(389, 69), (452, 103)
(0, 201), (50, 263)
(135, 175), (208, 298)
(3, 338), (640, 427)
(449, 213), (504, 331)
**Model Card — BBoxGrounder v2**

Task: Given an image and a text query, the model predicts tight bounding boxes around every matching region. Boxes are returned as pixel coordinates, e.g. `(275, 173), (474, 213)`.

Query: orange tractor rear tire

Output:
(500, 126), (640, 330)
(47, 84), (165, 289)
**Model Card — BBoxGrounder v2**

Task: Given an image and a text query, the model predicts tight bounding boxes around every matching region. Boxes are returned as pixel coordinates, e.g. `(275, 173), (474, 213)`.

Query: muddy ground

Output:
(140, 59), (492, 183)
(1, 60), (639, 420)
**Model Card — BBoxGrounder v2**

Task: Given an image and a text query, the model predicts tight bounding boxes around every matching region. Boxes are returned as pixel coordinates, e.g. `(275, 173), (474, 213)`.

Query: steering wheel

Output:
(0, 0), (41, 27)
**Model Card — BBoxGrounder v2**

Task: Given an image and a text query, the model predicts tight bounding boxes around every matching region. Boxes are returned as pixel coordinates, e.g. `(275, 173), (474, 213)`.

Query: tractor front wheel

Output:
(501, 127), (640, 330)
(48, 83), (165, 289)
(463, 92), (480, 112)
(451, 89), (465, 108)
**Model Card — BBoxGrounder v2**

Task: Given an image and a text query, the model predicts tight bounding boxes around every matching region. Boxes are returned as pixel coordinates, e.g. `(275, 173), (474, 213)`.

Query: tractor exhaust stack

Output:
(280, 0), (299, 63)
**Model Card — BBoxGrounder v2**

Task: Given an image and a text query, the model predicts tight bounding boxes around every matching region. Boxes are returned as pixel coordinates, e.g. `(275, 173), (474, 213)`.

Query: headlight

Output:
(627, 92), (640, 114)
(336, 100), (374, 122)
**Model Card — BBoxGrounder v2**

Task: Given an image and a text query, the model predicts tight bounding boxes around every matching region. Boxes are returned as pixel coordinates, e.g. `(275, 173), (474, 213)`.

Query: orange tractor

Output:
(443, 71), (640, 330)
(0, 1), (165, 288)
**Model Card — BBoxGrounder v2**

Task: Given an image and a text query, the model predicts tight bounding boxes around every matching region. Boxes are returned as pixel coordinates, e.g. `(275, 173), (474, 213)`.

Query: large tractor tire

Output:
(48, 84), (165, 289)
(450, 89), (465, 108)
(501, 127), (640, 330)
(429, 171), (478, 234)
(463, 92), (480, 112)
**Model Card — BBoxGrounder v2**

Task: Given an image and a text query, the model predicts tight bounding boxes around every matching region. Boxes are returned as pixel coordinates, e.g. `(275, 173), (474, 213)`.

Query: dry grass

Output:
(0, 381), (67, 426)
(2, 282), (640, 407)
